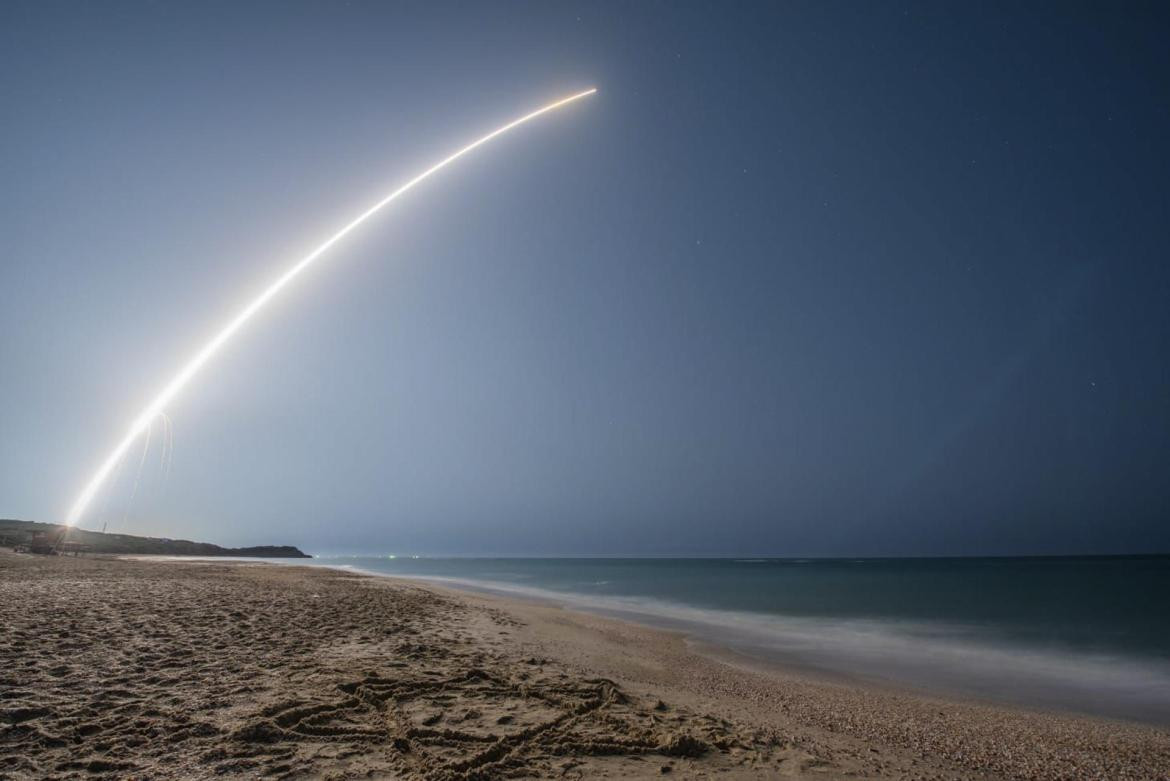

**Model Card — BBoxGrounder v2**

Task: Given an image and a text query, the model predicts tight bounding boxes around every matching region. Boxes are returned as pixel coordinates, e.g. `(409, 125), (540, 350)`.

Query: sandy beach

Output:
(1, 552), (1168, 780)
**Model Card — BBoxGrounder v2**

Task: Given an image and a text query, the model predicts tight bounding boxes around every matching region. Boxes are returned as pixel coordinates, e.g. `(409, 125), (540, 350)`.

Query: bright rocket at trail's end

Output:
(64, 87), (597, 527)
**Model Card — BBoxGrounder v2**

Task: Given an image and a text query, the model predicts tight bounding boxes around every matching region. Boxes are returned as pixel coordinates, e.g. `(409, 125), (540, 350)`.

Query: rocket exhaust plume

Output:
(64, 87), (597, 527)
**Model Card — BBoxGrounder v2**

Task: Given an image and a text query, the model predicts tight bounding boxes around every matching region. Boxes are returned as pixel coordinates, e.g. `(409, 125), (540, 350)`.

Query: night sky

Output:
(2, 1), (1168, 555)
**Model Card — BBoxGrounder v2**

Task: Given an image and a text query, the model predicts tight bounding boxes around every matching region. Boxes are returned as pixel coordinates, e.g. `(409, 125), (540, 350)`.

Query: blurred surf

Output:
(306, 555), (1170, 724)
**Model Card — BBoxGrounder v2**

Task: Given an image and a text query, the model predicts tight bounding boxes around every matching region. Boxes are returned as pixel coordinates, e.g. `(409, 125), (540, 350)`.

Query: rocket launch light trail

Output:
(64, 87), (598, 527)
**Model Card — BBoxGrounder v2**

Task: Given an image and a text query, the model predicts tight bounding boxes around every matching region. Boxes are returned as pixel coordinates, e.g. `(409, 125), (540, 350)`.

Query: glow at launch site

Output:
(64, 87), (598, 527)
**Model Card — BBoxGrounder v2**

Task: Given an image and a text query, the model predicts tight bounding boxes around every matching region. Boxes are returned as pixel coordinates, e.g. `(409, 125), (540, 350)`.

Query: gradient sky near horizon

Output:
(2, 1), (1168, 556)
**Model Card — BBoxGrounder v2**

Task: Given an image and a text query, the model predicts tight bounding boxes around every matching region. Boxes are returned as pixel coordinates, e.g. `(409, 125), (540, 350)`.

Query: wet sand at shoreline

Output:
(1, 551), (1168, 779)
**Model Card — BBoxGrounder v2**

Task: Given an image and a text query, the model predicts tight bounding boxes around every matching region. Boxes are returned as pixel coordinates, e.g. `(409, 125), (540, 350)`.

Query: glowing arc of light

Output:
(65, 87), (598, 527)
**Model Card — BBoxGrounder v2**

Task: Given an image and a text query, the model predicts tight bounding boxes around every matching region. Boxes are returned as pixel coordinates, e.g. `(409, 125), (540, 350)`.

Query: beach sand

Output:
(1, 552), (1167, 779)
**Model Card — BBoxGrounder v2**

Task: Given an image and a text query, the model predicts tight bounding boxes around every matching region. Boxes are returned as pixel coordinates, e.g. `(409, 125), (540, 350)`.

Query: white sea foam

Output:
(318, 563), (1170, 724)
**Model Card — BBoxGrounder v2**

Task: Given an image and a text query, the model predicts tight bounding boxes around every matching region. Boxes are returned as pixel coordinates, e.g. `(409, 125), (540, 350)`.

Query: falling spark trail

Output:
(130, 417), (154, 500)
(158, 412), (174, 478)
(64, 87), (597, 527)
(165, 414), (173, 477)
(122, 416), (154, 525)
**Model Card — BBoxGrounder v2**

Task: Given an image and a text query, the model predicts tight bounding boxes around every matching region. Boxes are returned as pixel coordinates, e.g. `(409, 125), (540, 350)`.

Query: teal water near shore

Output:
(302, 555), (1170, 724)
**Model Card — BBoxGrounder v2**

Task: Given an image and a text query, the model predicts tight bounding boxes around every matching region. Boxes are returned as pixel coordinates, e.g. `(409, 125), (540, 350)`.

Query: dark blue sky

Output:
(2, 1), (1167, 555)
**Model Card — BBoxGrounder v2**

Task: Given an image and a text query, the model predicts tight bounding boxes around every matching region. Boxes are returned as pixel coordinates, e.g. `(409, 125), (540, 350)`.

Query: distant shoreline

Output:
(266, 555), (1170, 727)
(0, 518), (310, 558)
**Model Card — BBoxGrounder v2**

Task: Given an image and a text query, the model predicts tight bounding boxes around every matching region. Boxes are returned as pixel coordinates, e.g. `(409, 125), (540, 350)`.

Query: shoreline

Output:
(3, 551), (1169, 779)
(321, 561), (1170, 778)
(136, 555), (1170, 728)
(228, 556), (1170, 728)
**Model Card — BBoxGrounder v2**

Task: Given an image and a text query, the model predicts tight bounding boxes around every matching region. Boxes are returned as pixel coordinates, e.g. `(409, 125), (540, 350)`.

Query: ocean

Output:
(302, 555), (1170, 724)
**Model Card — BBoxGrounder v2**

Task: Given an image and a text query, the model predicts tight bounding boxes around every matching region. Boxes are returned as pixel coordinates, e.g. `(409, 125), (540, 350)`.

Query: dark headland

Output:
(0, 518), (310, 558)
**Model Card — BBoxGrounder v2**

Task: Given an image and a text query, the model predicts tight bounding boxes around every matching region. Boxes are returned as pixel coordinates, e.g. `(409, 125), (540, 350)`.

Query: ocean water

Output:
(304, 555), (1170, 724)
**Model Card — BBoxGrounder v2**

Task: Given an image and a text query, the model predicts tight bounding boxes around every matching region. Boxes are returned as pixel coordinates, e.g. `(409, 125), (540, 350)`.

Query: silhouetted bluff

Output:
(0, 519), (310, 558)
